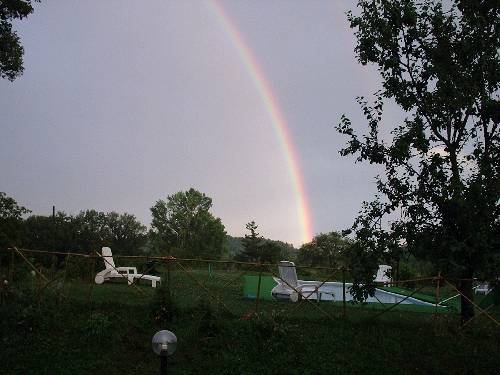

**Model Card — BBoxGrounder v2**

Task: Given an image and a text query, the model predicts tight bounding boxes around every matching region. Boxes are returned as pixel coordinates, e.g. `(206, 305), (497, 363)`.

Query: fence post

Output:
(167, 257), (171, 297)
(342, 267), (346, 319)
(9, 248), (15, 284)
(255, 264), (263, 314)
(434, 271), (441, 318)
(51, 205), (57, 277)
(36, 266), (42, 310)
(59, 253), (71, 305)
(87, 253), (96, 314)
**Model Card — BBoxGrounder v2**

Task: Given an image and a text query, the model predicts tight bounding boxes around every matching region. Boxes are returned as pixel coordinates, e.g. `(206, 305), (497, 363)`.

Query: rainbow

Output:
(209, 0), (313, 244)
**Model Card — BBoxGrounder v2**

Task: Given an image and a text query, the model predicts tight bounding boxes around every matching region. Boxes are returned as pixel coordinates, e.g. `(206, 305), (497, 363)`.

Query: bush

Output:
(195, 298), (220, 339)
(149, 279), (179, 325)
(83, 312), (112, 342)
(249, 310), (291, 341)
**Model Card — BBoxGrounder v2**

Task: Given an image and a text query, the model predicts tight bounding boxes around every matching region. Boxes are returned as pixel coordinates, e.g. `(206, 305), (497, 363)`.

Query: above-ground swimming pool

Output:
(243, 275), (438, 306)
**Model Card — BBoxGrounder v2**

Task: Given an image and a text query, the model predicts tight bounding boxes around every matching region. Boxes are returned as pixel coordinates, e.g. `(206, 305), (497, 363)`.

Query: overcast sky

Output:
(0, 0), (405, 246)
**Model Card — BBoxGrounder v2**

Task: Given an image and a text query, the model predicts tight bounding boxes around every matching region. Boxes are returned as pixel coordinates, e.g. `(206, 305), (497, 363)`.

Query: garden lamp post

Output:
(152, 330), (177, 375)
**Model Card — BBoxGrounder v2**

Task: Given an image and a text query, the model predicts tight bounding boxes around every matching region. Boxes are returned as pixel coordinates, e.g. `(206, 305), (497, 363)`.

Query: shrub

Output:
(83, 312), (112, 341)
(149, 280), (179, 325)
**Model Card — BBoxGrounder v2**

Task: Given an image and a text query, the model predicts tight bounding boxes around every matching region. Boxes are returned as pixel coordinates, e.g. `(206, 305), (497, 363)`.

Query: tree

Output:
(0, 192), (30, 249)
(259, 240), (283, 264)
(337, 0), (500, 322)
(225, 235), (245, 260)
(104, 212), (147, 255)
(72, 210), (109, 253)
(0, 0), (38, 81)
(240, 221), (263, 262)
(150, 188), (226, 259)
(21, 210), (147, 257)
(298, 232), (350, 268)
(22, 212), (75, 252)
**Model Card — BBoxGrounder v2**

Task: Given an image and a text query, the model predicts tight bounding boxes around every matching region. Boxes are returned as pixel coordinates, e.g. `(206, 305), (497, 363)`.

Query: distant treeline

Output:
(1, 191), (435, 280)
(0, 190), (297, 262)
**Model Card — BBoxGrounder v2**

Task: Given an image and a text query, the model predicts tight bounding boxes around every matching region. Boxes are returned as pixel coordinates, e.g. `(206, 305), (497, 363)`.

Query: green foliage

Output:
(21, 209), (147, 255)
(1, 270), (500, 374)
(240, 220), (263, 262)
(259, 240), (282, 263)
(149, 281), (179, 326)
(224, 235), (245, 259)
(64, 255), (93, 280)
(298, 231), (351, 268)
(338, 0), (500, 320)
(195, 298), (220, 338)
(0, 192), (30, 249)
(21, 212), (73, 252)
(230, 235), (295, 263)
(150, 188), (226, 259)
(0, 1), (38, 81)
(101, 212), (147, 255)
(237, 221), (286, 263)
(83, 312), (112, 341)
(248, 310), (291, 341)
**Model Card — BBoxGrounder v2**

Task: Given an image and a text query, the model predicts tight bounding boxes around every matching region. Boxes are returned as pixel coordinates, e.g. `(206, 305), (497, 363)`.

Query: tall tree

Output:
(240, 220), (263, 262)
(22, 212), (74, 252)
(0, 192), (29, 249)
(150, 188), (226, 259)
(0, 0), (38, 80)
(259, 240), (283, 264)
(298, 232), (350, 268)
(338, 0), (500, 322)
(104, 212), (147, 255)
(21, 210), (147, 256)
(72, 210), (109, 253)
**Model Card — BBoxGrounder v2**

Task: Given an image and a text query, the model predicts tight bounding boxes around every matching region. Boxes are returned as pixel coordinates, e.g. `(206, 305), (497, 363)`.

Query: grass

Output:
(1, 264), (499, 374)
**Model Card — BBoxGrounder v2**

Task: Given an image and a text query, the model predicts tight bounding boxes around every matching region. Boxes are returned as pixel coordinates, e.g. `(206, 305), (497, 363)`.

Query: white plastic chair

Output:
(271, 261), (332, 302)
(95, 247), (161, 288)
(375, 265), (392, 284)
(475, 283), (491, 295)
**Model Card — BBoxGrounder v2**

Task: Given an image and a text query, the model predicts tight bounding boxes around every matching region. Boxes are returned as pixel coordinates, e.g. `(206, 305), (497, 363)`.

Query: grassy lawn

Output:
(1, 266), (499, 374)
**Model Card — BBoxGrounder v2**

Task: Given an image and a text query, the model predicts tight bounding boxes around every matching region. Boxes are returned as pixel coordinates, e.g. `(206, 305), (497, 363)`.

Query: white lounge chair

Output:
(374, 264), (392, 284)
(95, 247), (161, 288)
(271, 261), (333, 302)
(475, 283), (491, 295)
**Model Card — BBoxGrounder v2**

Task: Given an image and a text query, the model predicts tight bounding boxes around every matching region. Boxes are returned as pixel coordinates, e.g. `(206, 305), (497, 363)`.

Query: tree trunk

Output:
(459, 269), (475, 324)
(449, 150), (475, 324)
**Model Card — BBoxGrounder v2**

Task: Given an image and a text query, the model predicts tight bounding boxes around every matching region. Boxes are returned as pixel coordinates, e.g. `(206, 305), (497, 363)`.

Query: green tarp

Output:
(243, 275), (277, 300)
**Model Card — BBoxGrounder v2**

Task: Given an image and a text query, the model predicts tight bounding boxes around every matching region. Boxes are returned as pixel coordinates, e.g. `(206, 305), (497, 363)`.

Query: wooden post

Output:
(9, 248), (14, 284)
(167, 258), (171, 298)
(51, 205), (57, 276)
(435, 271), (441, 318)
(87, 253), (96, 314)
(167, 248), (172, 298)
(38, 266), (42, 309)
(59, 253), (71, 305)
(342, 267), (346, 319)
(255, 265), (263, 314)
(52, 206), (56, 252)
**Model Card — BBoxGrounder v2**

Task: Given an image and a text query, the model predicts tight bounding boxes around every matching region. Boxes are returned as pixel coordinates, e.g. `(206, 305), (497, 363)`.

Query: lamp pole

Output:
(152, 330), (177, 375)
(160, 355), (168, 375)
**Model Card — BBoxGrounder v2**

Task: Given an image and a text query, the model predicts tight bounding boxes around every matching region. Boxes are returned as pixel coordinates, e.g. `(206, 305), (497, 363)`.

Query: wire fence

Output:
(1, 246), (499, 330)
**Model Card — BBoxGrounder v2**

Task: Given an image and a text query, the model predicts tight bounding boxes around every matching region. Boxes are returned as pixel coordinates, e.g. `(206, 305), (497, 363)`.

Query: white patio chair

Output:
(271, 261), (333, 302)
(475, 282), (491, 295)
(374, 265), (392, 284)
(95, 247), (161, 288)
